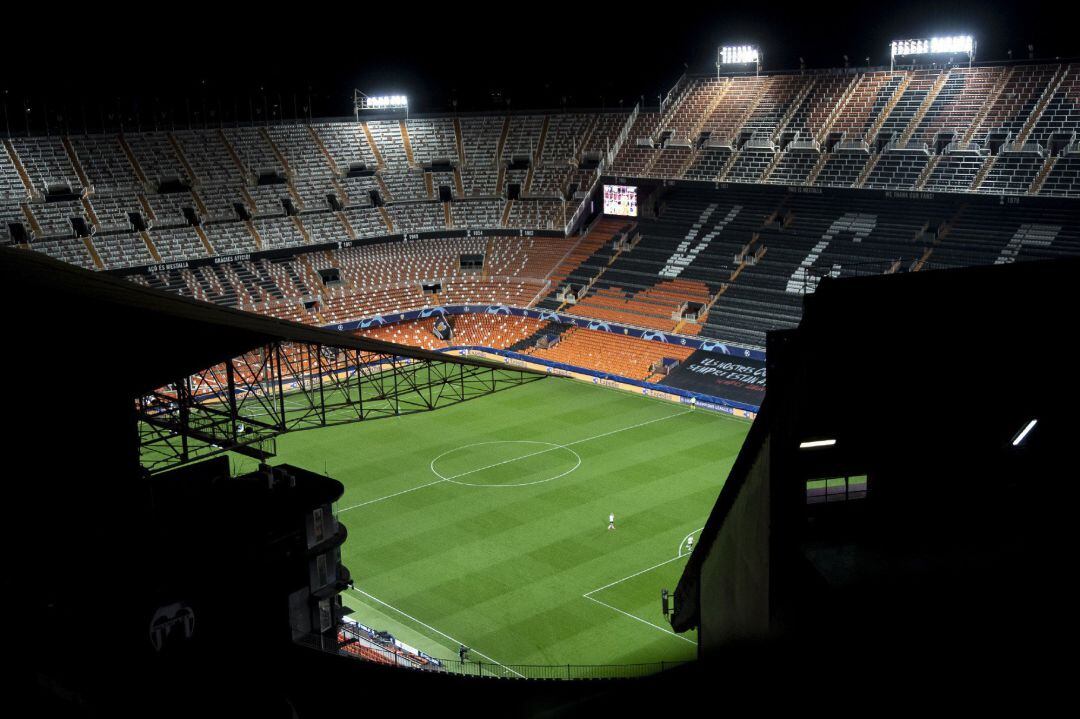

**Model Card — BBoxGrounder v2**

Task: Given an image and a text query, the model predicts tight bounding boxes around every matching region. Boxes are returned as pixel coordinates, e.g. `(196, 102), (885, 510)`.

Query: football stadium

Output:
(10, 6), (1077, 715)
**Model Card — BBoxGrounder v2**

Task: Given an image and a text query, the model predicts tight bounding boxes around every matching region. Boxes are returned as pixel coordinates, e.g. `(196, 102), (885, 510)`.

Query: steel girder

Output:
(137, 339), (541, 473)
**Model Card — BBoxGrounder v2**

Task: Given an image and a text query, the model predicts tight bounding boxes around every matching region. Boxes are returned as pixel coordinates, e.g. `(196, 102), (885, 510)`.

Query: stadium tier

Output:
(5, 60), (1080, 381)
(3, 63), (1079, 262)
(609, 62), (1080, 192)
(0, 65), (1075, 256)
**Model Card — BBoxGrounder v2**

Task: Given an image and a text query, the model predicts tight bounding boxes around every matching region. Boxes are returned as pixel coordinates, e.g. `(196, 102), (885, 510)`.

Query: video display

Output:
(603, 184), (638, 217)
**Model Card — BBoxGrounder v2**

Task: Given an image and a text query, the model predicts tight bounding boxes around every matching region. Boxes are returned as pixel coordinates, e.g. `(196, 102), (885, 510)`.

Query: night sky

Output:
(1, 0), (1074, 132)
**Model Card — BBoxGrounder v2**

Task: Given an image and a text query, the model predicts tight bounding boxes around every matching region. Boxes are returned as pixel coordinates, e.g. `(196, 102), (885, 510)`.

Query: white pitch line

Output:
(347, 587), (525, 678)
(582, 594), (695, 644)
(446, 409), (693, 481)
(583, 555), (684, 597)
(678, 527), (704, 558)
(563, 409), (694, 448)
(338, 408), (692, 514)
(582, 528), (705, 644)
(444, 443), (570, 481)
(337, 478), (448, 513)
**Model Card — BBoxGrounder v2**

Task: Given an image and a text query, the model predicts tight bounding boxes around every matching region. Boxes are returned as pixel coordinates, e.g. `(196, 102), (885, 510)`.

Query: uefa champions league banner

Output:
(326, 304), (765, 361)
(445, 346), (760, 417)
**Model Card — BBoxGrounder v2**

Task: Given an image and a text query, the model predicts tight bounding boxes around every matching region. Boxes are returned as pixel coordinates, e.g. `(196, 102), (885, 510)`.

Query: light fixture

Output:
(891, 35), (974, 57)
(799, 438), (837, 450)
(353, 91), (409, 120)
(890, 35), (975, 68)
(720, 45), (760, 65)
(359, 95), (408, 110)
(1011, 419), (1038, 447)
(716, 45), (762, 77)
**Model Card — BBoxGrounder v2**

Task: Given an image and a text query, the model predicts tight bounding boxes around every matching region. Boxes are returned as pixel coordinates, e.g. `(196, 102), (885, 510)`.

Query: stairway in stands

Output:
(536, 217), (627, 309)
(551, 189), (781, 337)
(507, 321), (568, 352)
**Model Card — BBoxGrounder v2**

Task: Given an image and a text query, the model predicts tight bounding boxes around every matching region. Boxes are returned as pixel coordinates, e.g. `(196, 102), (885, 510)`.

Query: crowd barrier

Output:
(300, 626), (690, 680)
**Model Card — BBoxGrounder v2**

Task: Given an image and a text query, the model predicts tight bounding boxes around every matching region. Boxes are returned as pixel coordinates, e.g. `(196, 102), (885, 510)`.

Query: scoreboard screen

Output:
(603, 184), (638, 217)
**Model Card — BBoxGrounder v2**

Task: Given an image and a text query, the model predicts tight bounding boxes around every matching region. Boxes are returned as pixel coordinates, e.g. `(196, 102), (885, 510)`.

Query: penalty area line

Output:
(582, 531), (703, 645)
(581, 594), (695, 645)
(583, 555), (684, 597)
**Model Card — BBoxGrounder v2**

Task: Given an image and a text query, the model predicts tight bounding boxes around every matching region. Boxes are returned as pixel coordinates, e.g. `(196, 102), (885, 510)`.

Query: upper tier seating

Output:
(605, 63), (1079, 197)
(7, 112), (616, 261)
(0, 148), (28, 202)
(7, 62), (1080, 364)
(9, 136), (83, 195)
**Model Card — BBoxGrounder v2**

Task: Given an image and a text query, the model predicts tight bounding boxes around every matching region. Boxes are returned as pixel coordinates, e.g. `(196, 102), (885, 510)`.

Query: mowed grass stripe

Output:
(347, 383), (728, 663)
(336, 388), (686, 507)
(238, 377), (749, 665)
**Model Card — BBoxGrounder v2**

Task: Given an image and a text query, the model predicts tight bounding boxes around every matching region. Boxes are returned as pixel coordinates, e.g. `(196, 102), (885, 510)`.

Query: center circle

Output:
(430, 440), (582, 487)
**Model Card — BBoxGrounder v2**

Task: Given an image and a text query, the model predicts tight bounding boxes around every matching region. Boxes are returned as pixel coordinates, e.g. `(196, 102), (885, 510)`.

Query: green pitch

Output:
(231, 376), (750, 669)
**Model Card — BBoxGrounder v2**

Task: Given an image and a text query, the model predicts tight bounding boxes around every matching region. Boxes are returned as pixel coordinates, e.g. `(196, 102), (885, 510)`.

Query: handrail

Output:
(300, 628), (692, 680)
(659, 74), (688, 114)
(258, 274), (550, 311)
(944, 141), (988, 155)
(1002, 140), (1045, 156)
(835, 139), (870, 153)
(563, 101), (640, 235)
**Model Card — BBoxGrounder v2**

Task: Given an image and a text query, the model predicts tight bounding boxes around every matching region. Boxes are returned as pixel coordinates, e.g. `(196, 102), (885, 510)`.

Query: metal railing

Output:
(659, 75), (688, 115)
(745, 135), (778, 151)
(296, 625), (693, 680)
(605, 101), (641, 169)
(835, 139), (871, 153)
(794, 257), (916, 295)
(1002, 140), (1045, 156)
(432, 658), (690, 680)
(563, 101), (641, 236)
(944, 141), (988, 155)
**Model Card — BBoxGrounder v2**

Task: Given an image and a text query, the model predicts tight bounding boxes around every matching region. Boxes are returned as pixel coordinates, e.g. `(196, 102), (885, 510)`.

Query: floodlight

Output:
(891, 35), (974, 58)
(930, 35), (974, 54)
(354, 91), (409, 119)
(363, 95), (408, 110)
(890, 35), (974, 70)
(720, 45), (760, 65)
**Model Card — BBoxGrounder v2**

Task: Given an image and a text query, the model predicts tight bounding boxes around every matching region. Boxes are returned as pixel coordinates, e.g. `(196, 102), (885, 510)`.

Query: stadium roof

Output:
(1, 247), (540, 397)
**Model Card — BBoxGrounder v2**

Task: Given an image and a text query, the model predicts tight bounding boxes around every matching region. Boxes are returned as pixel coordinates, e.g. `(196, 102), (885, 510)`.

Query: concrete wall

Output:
(698, 434), (771, 656)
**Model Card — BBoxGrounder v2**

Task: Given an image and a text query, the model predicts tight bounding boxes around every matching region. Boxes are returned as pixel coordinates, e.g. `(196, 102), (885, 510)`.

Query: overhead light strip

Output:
(799, 439), (837, 449)
(1012, 419), (1038, 447)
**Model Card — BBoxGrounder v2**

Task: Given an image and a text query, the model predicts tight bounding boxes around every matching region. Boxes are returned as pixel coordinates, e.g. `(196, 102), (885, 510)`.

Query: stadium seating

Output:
(600, 63), (1079, 197)
(5, 59), (1080, 378)
(525, 326), (696, 381)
